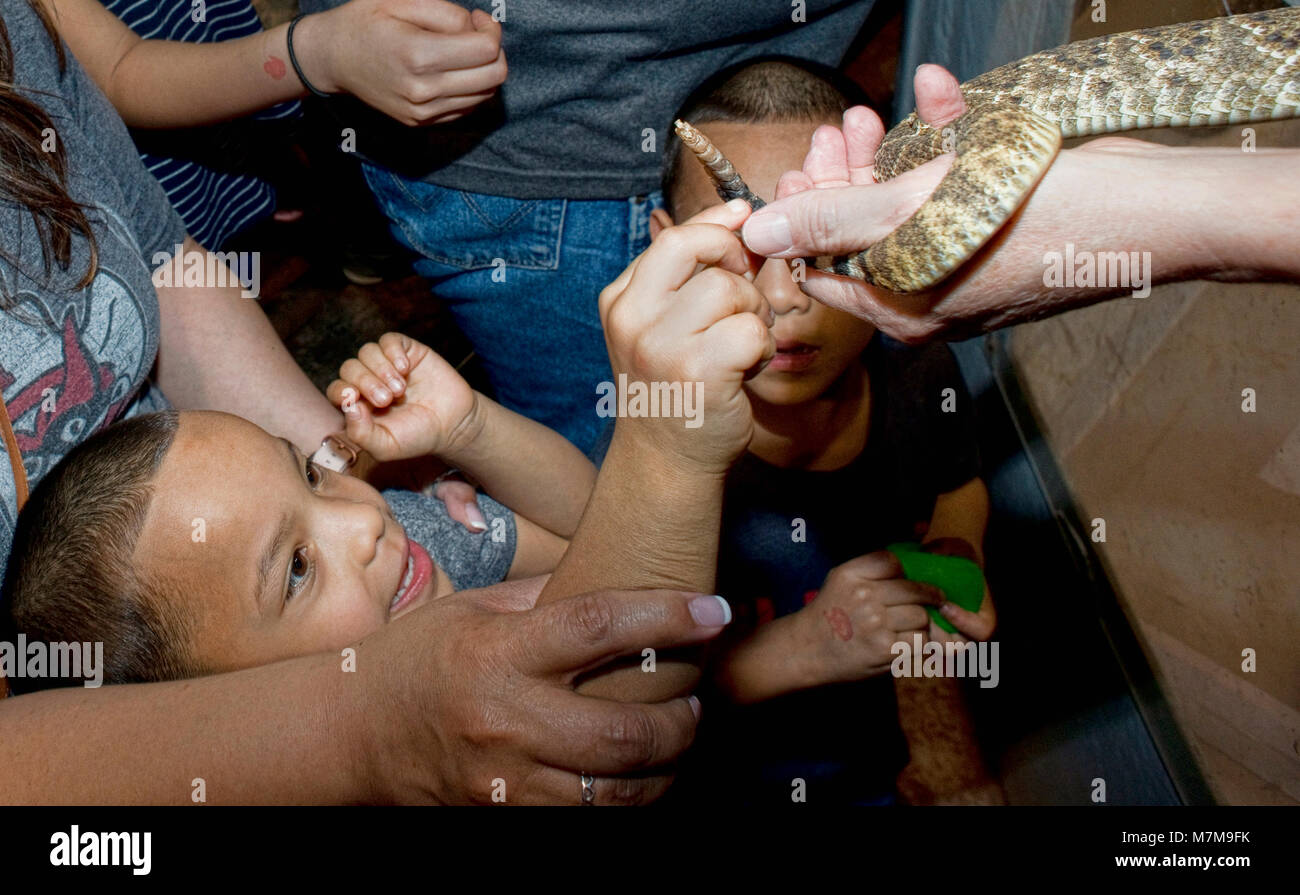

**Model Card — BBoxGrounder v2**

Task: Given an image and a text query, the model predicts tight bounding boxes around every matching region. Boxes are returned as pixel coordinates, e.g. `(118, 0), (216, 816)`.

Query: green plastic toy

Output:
(885, 542), (985, 634)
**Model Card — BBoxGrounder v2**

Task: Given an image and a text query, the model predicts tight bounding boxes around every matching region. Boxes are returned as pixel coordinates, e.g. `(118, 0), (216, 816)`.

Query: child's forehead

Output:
(141, 413), (291, 554)
(168, 411), (279, 469)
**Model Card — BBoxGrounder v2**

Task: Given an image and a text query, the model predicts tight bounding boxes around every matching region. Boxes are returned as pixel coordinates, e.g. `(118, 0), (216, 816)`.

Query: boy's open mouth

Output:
(768, 340), (819, 372)
(389, 539), (433, 617)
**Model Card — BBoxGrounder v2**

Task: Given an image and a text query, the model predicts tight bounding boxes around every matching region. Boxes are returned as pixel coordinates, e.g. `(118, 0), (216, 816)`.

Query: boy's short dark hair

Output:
(661, 57), (871, 215)
(0, 410), (199, 693)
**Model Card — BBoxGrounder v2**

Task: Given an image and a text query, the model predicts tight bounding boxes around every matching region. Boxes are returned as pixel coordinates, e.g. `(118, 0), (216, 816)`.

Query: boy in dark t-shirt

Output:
(654, 60), (1001, 805)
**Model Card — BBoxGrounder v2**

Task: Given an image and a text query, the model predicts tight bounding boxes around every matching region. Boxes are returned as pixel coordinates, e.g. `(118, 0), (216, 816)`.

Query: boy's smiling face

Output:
(132, 411), (451, 674)
(656, 118), (877, 406)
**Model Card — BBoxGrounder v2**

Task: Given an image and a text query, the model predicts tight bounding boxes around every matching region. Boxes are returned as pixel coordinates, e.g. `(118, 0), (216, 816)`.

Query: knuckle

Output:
(605, 299), (634, 338)
(680, 354), (706, 384)
(602, 775), (647, 806)
(447, 6), (472, 29)
(656, 227), (689, 256)
(700, 266), (736, 298)
(597, 286), (617, 315)
(738, 312), (769, 345)
(602, 710), (657, 768)
(803, 196), (841, 248)
(400, 76), (429, 104)
(567, 593), (617, 645)
(628, 336), (659, 376)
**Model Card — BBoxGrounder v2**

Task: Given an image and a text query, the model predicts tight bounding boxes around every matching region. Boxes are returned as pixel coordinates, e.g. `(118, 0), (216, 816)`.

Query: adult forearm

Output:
(153, 239), (342, 452)
(442, 396), (597, 538)
(894, 675), (1002, 805)
(536, 430), (725, 702)
(926, 144), (1300, 331)
(0, 653), (366, 804)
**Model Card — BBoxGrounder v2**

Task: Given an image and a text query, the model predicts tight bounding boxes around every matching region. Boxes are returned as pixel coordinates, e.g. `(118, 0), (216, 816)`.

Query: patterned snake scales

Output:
(675, 6), (1300, 293)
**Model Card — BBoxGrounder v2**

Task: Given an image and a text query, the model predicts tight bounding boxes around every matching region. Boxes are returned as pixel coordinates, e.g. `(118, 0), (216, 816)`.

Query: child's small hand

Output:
(919, 538), (997, 645)
(794, 552), (944, 686)
(326, 333), (480, 462)
(599, 200), (774, 474)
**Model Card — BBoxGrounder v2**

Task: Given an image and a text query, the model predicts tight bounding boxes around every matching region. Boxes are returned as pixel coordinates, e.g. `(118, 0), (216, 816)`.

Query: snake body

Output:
(677, 7), (1300, 293)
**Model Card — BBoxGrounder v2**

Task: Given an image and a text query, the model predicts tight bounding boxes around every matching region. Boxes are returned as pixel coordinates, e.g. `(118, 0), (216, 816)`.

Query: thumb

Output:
(938, 601), (995, 641)
(741, 158), (952, 260)
(741, 184), (895, 259)
(342, 394), (379, 451)
(389, 0), (475, 33)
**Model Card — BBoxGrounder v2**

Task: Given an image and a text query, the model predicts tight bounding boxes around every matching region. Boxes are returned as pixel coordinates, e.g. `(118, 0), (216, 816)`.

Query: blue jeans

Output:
(363, 165), (663, 454)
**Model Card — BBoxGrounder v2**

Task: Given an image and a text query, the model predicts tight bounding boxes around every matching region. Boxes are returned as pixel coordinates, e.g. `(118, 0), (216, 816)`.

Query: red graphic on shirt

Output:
(0, 309), (129, 452)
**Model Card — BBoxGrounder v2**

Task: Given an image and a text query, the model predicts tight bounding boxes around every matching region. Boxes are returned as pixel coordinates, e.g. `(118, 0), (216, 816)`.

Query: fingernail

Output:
(939, 602), (957, 618)
(374, 386), (392, 403)
(687, 694), (702, 721)
(688, 594), (732, 627)
(742, 213), (792, 255)
(395, 356), (408, 373)
(725, 198), (750, 214)
(386, 375), (403, 393)
(465, 502), (488, 532)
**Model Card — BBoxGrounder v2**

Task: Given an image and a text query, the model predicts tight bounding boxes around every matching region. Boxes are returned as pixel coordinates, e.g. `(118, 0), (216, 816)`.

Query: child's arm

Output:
(711, 553), (943, 704)
(534, 201), (774, 702)
(327, 334), (596, 540)
(41, 0), (505, 128)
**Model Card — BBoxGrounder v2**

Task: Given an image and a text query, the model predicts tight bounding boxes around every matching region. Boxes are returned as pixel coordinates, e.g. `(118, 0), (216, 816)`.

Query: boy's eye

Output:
(287, 548), (312, 600)
(305, 459), (324, 488)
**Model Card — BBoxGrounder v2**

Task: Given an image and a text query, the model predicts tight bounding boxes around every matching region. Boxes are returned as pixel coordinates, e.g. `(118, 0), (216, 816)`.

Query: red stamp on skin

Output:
(824, 607), (853, 641)
(264, 56), (287, 80)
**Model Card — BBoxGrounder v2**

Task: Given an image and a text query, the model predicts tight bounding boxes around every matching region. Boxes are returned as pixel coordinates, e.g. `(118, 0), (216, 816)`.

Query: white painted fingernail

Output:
(688, 595), (732, 626)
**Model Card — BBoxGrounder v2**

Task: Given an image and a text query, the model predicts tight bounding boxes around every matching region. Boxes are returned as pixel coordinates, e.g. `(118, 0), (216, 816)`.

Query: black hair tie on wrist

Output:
(287, 14), (331, 99)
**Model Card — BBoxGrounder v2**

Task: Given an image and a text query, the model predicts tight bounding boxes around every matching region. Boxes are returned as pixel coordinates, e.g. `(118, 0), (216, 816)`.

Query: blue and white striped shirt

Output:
(102, 0), (301, 249)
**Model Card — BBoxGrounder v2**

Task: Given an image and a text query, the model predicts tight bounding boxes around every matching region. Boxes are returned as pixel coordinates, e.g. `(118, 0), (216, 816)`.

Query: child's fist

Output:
(599, 200), (774, 474)
(795, 552), (944, 686)
(326, 333), (480, 461)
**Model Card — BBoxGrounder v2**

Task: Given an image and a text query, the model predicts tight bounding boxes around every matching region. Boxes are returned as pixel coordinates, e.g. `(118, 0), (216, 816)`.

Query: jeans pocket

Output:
(364, 166), (566, 272)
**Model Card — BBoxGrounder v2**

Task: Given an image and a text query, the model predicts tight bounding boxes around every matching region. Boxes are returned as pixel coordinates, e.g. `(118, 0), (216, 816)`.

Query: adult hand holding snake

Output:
(736, 10), (1300, 343)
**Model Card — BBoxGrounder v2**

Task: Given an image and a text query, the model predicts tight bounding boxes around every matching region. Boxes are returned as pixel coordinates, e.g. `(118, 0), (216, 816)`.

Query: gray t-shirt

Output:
(383, 489), (516, 591)
(301, 0), (876, 199)
(0, 0), (186, 574)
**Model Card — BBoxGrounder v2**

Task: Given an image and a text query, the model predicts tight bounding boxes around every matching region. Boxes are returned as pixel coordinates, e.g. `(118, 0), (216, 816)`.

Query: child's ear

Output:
(649, 207), (674, 240)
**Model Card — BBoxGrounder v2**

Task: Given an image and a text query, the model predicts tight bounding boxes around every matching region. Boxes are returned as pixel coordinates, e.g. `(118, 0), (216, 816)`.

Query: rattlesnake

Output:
(676, 6), (1300, 293)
